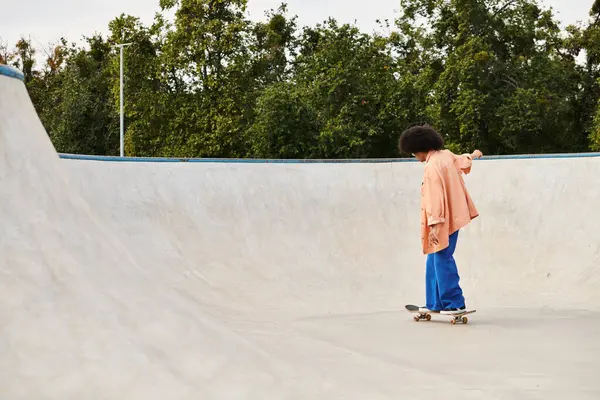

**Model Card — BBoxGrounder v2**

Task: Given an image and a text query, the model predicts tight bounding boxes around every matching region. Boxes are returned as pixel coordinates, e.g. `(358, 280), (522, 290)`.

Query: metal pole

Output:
(120, 45), (124, 157)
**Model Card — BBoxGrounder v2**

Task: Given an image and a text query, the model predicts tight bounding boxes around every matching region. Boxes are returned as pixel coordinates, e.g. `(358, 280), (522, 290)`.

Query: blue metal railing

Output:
(58, 152), (600, 163)
(0, 65), (25, 81)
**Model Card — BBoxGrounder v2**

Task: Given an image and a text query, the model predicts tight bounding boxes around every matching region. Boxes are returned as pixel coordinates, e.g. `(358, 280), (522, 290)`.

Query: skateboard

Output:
(405, 304), (476, 325)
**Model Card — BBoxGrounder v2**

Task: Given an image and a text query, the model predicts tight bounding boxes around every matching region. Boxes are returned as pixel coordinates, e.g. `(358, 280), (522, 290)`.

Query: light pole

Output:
(115, 42), (132, 157)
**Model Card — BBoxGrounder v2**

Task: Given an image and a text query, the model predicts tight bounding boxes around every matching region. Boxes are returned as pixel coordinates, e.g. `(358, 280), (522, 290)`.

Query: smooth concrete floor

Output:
(2, 71), (600, 399)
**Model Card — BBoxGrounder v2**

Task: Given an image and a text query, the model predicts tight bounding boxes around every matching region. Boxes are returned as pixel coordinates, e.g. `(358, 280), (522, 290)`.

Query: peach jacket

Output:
(420, 150), (479, 254)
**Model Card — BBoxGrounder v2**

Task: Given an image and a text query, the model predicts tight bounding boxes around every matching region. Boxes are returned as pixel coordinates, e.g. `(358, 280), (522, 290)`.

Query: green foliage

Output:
(27, 36), (119, 155)
(106, 14), (173, 156)
(289, 20), (406, 158)
(249, 82), (320, 158)
(5, 0), (600, 158)
(155, 0), (253, 157)
(248, 4), (298, 86)
(591, 103), (600, 151)
(395, 0), (587, 155)
(565, 0), (600, 151)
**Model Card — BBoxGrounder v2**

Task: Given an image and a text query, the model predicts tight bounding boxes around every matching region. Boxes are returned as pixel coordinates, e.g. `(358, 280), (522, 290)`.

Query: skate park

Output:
(1, 60), (600, 400)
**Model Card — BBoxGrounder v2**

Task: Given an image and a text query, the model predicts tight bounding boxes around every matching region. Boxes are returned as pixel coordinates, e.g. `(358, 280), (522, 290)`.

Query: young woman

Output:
(398, 124), (483, 315)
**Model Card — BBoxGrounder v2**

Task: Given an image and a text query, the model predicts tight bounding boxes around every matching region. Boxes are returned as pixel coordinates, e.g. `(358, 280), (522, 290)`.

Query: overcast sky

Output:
(1, 0), (596, 51)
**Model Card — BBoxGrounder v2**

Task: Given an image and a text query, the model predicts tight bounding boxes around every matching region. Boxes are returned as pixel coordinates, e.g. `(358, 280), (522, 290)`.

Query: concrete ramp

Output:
(2, 66), (600, 399)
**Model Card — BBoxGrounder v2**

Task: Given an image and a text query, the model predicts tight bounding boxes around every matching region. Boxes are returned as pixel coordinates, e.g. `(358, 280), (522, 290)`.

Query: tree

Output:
(264, 20), (405, 158)
(248, 4), (298, 86)
(591, 105), (600, 151)
(29, 36), (120, 155)
(13, 38), (37, 83)
(157, 0), (253, 157)
(10, 0), (600, 158)
(249, 82), (320, 158)
(395, 0), (583, 155)
(580, 0), (600, 150)
(106, 14), (173, 156)
(0, 39), (16, 65)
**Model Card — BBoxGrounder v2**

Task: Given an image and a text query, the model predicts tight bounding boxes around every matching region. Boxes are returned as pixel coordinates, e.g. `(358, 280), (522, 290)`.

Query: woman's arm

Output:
(454, 150), (483, 174)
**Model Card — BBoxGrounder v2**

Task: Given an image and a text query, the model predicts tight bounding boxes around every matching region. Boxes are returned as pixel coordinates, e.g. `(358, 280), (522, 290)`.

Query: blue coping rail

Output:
(0, 65), (25, 81)
(59, 152), (600, 163)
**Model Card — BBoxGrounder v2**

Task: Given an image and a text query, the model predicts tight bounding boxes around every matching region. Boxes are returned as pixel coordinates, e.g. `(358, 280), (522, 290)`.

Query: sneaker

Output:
(419, 307), (440, 313)
(440, 307), (466, 315)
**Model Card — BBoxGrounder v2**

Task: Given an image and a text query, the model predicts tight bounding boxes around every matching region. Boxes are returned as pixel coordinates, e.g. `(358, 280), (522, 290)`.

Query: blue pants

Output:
(426, 230), (465, 311)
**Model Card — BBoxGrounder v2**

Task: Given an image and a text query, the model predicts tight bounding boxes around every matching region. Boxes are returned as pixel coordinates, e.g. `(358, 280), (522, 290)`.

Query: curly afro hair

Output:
(398, 124), (444, 155)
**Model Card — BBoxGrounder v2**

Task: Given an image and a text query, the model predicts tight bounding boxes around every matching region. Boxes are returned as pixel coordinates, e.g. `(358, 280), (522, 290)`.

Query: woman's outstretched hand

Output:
(471, 150), (483, 159)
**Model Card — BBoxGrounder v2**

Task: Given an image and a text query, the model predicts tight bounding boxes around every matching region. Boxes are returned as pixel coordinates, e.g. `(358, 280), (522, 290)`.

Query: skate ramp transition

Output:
(2, 65), (600, 399)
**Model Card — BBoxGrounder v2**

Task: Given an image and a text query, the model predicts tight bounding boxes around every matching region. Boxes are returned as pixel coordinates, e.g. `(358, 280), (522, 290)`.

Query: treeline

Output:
(2, 0), (600, 158)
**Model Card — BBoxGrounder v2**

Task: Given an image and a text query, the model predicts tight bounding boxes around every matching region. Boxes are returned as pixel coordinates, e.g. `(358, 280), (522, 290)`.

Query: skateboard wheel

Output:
(451, 319), (456, 325)
(462, 317), (468, 324)
(426, 314), (431, 321)
(414, 316), (420, 322)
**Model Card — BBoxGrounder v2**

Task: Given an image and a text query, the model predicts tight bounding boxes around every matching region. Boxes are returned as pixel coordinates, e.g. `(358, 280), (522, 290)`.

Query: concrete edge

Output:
(0, 65), (25, 81)
(58, 152), (600, 164)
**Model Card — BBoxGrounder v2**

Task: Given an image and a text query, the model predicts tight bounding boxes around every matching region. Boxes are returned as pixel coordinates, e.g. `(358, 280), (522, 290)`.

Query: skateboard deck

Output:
(405, 304), (476, 324)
